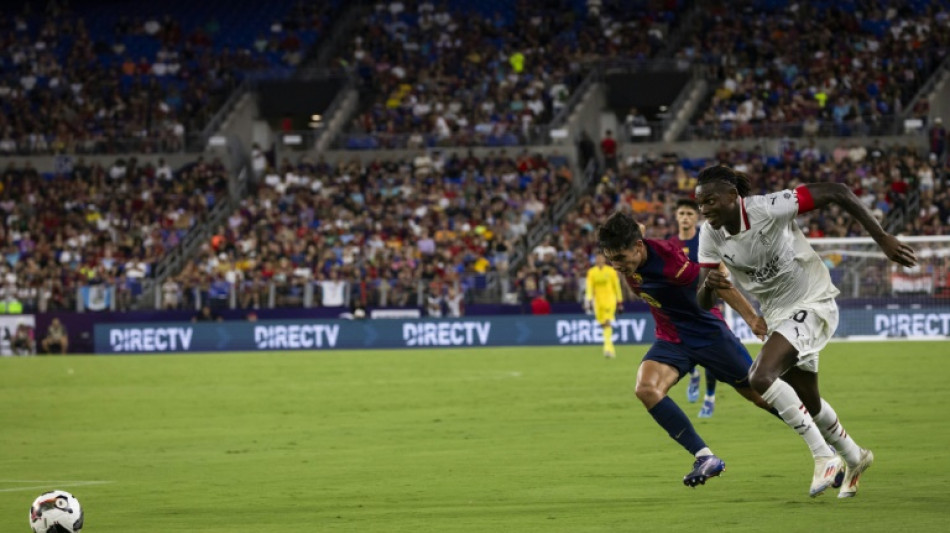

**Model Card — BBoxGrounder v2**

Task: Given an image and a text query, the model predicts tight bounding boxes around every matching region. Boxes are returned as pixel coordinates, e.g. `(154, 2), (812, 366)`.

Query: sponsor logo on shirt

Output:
(741, 255), (783, 284)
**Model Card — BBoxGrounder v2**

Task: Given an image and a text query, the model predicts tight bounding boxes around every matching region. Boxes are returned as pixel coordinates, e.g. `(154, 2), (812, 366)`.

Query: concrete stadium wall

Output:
(7, 131), (928, 175)
(316, 145), (580, 167)
(3, 153), (202, 174)
(302, 134), (928, 167)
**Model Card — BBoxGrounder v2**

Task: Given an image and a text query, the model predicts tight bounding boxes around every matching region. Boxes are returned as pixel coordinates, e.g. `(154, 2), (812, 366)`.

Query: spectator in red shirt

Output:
(601, 130), (618, 171)
(530, 292), (551, 315)
(889, 173), (909, 197)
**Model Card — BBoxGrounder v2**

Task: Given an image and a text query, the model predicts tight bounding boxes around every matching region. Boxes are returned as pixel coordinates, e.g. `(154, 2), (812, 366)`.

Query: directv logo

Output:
(109, 327), (194, 352)
(556, 319), (647, 344)
(402, 321), (491, 347)
(874, 313), (950, 337)
(254, 324), (340, 349)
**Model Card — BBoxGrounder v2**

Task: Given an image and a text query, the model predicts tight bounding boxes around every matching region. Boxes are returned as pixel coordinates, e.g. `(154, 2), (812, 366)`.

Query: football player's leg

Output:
(598, 306), (616, 357)
(700, 368), (717, 417)
(695, 336), (771, 414)
(686, 367), (701, 403)
(750, 333), (841, 497)
(638, 344), (725, 486)
(783, 367), (868, 497)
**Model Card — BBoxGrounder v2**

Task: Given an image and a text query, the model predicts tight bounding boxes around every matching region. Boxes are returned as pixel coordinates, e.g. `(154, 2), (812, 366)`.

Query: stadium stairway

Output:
(133, 5), (365, 309)
(651, 1), (702, 62)
(903, 54), (950, 137)
(487, 67), (608, 296)
(190, 1), (355, 153)
(295, 4), (370, 75)
(135, 136), (253, 309)
(661, 75), (709, 142)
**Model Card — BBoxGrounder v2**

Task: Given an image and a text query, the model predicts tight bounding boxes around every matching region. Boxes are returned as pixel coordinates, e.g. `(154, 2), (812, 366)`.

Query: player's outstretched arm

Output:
(800, 183), (917, 267)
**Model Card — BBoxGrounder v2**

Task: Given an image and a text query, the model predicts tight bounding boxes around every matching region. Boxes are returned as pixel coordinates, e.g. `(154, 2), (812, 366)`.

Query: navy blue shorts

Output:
(643, 336), (753, 388)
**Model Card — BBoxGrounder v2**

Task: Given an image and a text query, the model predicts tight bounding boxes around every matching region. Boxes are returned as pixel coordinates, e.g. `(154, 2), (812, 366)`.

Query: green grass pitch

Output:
(1, 341), (947, 532)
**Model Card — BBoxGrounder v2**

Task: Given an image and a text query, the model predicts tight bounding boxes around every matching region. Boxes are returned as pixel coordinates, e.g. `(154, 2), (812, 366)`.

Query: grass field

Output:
(1, 341), (947, 532)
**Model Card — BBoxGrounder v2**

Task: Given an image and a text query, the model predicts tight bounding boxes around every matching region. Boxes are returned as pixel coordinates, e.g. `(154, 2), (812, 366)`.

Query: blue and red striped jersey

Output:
(625, 239), (730, 347)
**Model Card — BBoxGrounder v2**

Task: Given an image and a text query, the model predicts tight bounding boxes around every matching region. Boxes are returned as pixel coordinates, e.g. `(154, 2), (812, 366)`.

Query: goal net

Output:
(725, 236), (950, 341)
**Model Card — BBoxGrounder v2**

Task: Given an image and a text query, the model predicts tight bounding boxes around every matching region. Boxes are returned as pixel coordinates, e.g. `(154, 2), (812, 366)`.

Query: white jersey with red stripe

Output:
(698, 186), (839, 326)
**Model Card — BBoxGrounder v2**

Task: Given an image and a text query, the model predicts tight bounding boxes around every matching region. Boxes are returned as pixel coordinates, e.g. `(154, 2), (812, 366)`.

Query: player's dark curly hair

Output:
(696, 164), (752, 197)
(675, 198), (699, 211)
(597, 210), (643, 251)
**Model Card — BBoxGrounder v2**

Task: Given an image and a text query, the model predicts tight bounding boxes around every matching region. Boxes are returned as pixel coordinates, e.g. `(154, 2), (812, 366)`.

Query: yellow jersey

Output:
(585, 265), (623, 307)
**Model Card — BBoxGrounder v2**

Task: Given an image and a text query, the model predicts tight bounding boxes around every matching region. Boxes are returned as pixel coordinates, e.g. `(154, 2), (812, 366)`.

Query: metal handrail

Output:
(677, 115), (923, 141)
(136, 136), (251, 308)
(899, 53), (950, 123)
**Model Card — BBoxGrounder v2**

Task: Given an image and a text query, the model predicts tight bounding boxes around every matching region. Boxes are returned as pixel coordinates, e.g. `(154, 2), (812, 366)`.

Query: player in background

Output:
(598, 211), (774, 488)
(585, 253), (623, 358)
(668, 199), (718, 417)
(695, 165), (917, 498)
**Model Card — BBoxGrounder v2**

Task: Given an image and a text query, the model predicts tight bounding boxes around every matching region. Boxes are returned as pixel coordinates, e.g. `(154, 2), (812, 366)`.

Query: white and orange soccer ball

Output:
(29, 490), (84, 533)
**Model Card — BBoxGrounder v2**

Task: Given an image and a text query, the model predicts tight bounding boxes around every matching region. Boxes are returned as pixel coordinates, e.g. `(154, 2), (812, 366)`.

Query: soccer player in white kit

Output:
(693, 165), (917, 498)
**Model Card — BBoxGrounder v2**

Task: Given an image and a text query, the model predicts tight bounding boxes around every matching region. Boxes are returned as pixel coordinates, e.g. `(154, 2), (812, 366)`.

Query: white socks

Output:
(761, 380), (834, 459)
(695, 447), (713, 458)
(811, 399), (862, 466)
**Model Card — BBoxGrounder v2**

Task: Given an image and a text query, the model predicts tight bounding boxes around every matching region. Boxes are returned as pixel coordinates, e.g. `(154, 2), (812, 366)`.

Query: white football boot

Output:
(838, 448), (874, 499)
(809, 454), (845, 497)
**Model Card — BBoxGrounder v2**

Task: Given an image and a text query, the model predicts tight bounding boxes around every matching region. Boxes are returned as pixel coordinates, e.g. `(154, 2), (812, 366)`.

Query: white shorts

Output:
(768, 299), (839, 373)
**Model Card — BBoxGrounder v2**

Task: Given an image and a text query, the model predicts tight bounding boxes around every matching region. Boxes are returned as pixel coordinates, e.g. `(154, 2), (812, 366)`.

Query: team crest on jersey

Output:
(628, 273), (642, 284)
(757, 230), (771, 246)
(783, 191), (792, 200)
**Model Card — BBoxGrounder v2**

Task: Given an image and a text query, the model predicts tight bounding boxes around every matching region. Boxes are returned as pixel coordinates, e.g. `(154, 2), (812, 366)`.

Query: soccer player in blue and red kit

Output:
(598, 210), (773, 487)
(668, 198), (719, 417)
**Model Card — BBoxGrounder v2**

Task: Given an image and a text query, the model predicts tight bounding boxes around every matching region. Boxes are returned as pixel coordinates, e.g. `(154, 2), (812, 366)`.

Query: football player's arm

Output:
(796, 183), (916, 267)
(696, 231), (725, 310)
(713, 264), (767, 339)
(696, 266), (727, 310)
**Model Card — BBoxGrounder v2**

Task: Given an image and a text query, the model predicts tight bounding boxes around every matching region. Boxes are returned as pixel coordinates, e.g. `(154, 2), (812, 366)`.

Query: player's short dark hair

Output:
(598, 210), (643, 251)
(675, 198), (699, 212)
(696, 164), (752, 197)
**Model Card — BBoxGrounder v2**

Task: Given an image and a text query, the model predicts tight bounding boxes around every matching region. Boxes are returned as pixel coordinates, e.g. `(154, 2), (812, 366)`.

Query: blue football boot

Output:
(686, 370), (701, 403)
(683, 455), (725, 487)
(698, 397), (715, 418)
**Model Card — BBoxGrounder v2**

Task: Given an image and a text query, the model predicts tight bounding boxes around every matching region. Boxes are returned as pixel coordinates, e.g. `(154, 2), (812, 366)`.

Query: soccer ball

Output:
(29, 490), (84, 533)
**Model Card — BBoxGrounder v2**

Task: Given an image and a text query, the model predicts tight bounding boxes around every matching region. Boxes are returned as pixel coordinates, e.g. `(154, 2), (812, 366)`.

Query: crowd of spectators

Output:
(6, 140), (947, 314)
(160, 149), (574, 311)
(679, 0), (950, 139)
(0, 156), (228, 312)
(337, 0), (684, 149)
(0, 0), (333, 155)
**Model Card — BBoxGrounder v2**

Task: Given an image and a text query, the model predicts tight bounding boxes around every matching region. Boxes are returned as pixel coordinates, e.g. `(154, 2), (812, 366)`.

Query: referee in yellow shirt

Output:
(585, 253), (623, 358)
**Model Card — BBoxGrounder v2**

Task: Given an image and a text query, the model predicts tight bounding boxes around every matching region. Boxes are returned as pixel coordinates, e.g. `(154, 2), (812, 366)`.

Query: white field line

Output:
(738, 336), (948, 345)
(0, 480), (113, 493)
